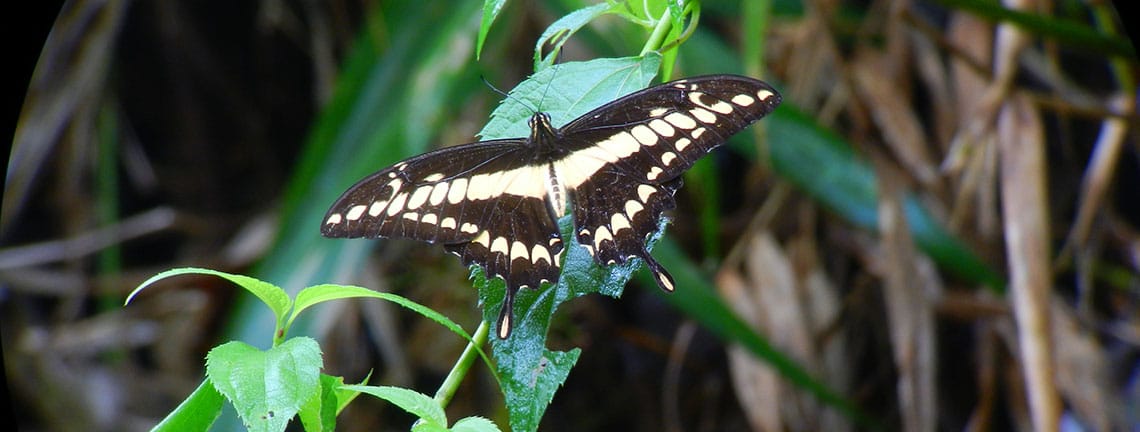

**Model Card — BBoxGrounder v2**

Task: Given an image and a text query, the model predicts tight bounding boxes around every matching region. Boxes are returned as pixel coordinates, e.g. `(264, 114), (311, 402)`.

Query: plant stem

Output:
(640, 6), (674, 56)
(433, 319), (490, 407)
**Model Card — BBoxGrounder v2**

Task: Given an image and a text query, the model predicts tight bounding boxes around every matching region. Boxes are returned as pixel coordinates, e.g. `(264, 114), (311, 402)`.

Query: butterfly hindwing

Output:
(566, 170), (682, 292)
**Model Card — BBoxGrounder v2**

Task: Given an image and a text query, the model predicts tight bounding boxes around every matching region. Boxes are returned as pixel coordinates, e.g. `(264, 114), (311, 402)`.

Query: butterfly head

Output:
(527, 112), (561, 147)
(527, 112), (553, 130)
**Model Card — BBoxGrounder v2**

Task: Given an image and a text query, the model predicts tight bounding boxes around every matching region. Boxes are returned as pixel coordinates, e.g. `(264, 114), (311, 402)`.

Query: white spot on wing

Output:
(461, 222), (479, 234)
(675, 138), (692, 151)
(423, 173), (445, 182)
(731, 94), (755, 106)
(386, 193), (409, 216)
(690, 107), (717, 124)
(467, 165), (547, 200)
(625, 200), (644, 218)
(556, 130), (644, 188)
(600, 132), (641, 156)
(465, 171), (503, 200)
(369, 200), (388, 216)
(531, 244), (551, 264)
(630, 125), (658, 146)
(510, 241), (529, 262)
(648, 119), (675, 137)
(441, 217), (457, 229)
(447, 178), (468, 204)
(387, 178), (403, 194)
(690, 92), (733, 114)
(661, 152), (678, 166)
(664, 112), (697, 130)
(407, 186), (432, 209)
(637, 184), (656, 203)
(346, 205), (367, 221)
(429, 183), (449, 205)
(326, 213), (343, 225)
(472, 230), (491, 246)
(647, 166), (663, 180)
(611, 213), (632, 232)
(498, 314), (511, 339)
(594, 226), (613, 246)
(657, 272), (675, 291)
(491, 237), (509, 254)
(421, 213), (438, 225)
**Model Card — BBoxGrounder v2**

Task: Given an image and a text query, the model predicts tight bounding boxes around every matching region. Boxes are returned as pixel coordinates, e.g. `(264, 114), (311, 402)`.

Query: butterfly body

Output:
(322, 75), (781, 338)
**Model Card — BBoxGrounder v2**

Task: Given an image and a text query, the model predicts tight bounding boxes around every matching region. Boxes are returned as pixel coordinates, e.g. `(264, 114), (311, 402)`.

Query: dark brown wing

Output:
(322, 139), (565, 338)
(323, 74), (782, 338)
(553, 75), (781, 291)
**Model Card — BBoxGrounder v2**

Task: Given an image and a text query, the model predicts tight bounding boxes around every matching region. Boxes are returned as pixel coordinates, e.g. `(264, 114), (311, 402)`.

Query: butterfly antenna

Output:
(481, 75), (538, 115)
(537, 62), (561, 115)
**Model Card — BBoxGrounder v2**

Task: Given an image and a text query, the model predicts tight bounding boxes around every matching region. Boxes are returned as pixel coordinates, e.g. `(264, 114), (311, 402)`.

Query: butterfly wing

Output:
(323, 74), (782, 338)
(554, 75), (782, 290)
(322, 139), (565, 337)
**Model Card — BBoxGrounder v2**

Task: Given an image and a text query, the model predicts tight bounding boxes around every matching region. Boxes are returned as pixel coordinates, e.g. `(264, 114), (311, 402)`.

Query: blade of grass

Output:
(641, 238), (877, 429)
(933, 0), (1135, 59)
(214, 3), (486, 428)
(225, 1), (486, 348)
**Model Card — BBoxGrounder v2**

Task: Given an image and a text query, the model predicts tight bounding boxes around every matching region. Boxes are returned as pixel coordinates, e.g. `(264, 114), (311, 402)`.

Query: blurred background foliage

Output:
(4, 0), (1139, 431)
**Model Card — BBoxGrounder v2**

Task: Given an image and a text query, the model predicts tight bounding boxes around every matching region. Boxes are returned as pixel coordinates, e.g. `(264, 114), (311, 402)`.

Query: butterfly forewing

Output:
(322, 138), (564, 280)
(322, 74), (781, 338)
(554, 75), (781, 291)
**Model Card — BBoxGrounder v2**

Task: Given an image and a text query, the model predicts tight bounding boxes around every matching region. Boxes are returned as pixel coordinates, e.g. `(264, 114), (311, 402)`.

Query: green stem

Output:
(741, 0), (772, 77)
(97, 102), (121, 312)
(640, 6), (674, 55)
(1089, 2), (1135, 94)
(433, 320), (490, 407)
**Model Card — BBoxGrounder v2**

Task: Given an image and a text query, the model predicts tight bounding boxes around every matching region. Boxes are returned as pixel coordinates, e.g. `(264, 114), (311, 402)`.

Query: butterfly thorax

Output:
(526, 112), (569, 160)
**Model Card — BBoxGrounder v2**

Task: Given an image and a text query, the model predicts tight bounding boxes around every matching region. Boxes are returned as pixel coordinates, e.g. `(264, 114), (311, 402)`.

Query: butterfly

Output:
(322, 74), (781, 338)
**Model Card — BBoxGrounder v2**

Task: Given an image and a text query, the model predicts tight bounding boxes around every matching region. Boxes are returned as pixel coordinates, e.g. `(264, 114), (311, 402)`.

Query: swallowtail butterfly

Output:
(322, 74), (781, 338)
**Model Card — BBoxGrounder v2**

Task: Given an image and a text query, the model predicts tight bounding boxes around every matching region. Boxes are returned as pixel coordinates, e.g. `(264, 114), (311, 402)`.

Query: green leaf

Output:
(297, 374), (343, 432)
(335, 373), (369, 414)
(126, 267), (292, 334)
(533, 2), (618, 70)
(149, 379), (225, 432)
(413, 422), (450, 432)
(290, 284), (496, 373)
(481, 53), (662, 138)
(341, 385), (448, 428)
(477, 0), (510, 59)
(205, 338), (323, 432)
(472, 54), (664, 432)
(451, 416), (503, 432)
